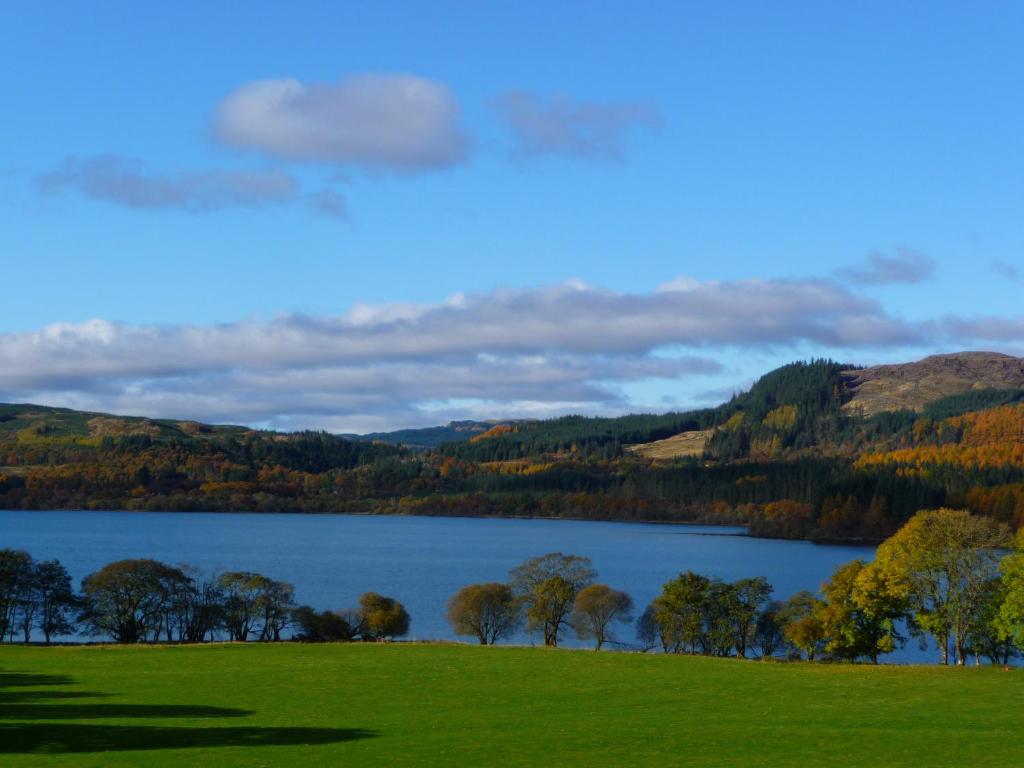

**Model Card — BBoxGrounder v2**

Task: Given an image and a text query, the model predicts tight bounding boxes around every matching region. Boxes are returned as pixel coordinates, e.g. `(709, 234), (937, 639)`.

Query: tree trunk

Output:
(955, 642), (966, 666)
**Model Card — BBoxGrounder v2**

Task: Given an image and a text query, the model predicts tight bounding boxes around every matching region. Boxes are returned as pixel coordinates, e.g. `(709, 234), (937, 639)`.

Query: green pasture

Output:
(1, 643), (1021, 767)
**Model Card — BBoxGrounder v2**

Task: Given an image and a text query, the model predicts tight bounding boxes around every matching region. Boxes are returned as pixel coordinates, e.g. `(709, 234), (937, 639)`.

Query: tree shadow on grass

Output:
(0, 669), (376, 754)
(0, 703), (252, 720)
(0, 690), (112, 703)
(0, 724), (377, 754)
(0, 672), (76, 688)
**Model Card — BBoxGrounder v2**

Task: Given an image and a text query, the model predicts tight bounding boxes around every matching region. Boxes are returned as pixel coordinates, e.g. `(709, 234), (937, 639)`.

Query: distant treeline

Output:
(2, 362), (1024, 543)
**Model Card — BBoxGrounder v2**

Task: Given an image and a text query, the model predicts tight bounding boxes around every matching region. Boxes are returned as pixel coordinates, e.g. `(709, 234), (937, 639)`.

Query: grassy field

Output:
(1, 643), (1022, 767)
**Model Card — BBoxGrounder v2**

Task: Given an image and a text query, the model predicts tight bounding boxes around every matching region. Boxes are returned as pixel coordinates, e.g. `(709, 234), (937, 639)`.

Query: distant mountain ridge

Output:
(343, 420), (525, 450)
(357, 351), (1024, 451)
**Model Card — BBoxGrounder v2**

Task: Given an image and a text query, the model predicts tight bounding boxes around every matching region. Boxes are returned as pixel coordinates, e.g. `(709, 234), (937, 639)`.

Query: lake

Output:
(1, 510), (908, 655)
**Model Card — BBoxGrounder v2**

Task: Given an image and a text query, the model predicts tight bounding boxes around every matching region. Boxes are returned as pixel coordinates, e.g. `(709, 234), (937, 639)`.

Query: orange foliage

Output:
(856, 404), (1024, 472)
(469, 424), (518, 443)
(964, 483), (1024, 528)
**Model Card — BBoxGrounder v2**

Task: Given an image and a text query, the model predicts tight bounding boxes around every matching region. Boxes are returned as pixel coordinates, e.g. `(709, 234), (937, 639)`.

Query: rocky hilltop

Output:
(841, 352), (1024, 417)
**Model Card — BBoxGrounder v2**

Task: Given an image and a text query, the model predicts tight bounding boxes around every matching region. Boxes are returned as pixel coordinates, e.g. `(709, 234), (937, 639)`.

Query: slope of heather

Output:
(625, 429), (714, 459)
(842, 352), (1024, 417)
(344, 420), (523, 450)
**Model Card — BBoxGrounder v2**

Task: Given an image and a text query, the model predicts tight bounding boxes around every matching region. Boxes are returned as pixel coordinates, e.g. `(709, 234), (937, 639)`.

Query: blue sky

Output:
(1, 2), (1022, 431)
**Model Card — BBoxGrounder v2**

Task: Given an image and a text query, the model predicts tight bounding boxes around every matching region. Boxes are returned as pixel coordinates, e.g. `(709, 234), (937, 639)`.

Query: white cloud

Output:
(215, 74), (470, 171)
(2, 277), (1018, 431)
(656, 276), (706, 293)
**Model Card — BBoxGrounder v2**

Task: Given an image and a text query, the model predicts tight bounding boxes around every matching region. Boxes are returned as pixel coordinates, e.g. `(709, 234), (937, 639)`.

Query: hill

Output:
(1, 643), (1021, 767)
(0, 402), (252, 443)
(343, 420), (523, 450)
(841, 352), (1024, 417)
(0, 402), (401, 483)
(2, 352), (1023, 541)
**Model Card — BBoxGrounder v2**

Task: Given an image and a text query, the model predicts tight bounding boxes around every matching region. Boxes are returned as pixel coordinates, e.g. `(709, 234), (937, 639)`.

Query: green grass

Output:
(1, 643), (1022, 767)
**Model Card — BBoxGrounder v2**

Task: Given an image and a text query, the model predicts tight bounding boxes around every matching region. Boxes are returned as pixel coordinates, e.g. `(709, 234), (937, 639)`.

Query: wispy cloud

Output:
(39, 155), (299, 212)
(307, 188), (348, 219)
(215, 74), (470, 172)
(496, 91), (661, 160)
(836, 247), (936, 286)
(992, 260), (1021, 281)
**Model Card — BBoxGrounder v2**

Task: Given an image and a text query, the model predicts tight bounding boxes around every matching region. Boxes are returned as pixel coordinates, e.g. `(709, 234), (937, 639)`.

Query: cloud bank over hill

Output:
(2, 275), (1021, 431)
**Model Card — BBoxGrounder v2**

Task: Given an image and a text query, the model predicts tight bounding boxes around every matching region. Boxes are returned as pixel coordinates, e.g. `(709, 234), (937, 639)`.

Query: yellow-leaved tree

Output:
(869, 509), (1008, 665)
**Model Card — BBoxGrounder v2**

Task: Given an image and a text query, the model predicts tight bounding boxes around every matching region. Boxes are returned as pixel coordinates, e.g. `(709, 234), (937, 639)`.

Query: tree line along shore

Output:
(4, 508), (1024, 666)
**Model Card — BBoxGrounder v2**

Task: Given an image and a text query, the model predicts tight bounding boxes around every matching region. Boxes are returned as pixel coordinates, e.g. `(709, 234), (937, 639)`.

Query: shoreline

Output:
(0, 507), (885, 545)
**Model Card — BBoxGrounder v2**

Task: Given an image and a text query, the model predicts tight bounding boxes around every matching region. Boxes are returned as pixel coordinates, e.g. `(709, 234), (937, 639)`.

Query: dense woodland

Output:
(2, 360), (1023, 542)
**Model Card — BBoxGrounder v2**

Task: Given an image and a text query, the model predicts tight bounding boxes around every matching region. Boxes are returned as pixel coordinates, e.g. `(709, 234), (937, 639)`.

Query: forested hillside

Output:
(2, 353), (1022, 542)
(342, 420), (524, 450)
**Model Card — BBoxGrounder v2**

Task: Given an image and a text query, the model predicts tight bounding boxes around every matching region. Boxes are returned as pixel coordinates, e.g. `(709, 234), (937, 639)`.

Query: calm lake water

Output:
(0, 510), (907, 654)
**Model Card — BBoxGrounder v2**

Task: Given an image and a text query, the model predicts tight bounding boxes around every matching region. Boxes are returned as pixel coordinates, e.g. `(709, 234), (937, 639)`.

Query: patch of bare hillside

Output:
(87, 416), (165, 438)
(626, 429), (714, 460)
(842, 352), (1024, 417)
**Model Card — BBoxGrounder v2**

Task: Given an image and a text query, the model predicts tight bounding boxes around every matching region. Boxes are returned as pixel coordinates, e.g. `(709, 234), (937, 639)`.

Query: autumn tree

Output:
(291, 606), (358, 642)
(870, 509), (1009, 665)
(81, 559), (190, 643)
(510, 553), (596, 647)
(30, 560), (79, 644)
(635, 604), (661, 652)
(651, 571), (711, 654)
(446, 583), (521, 645)
(358, 592), (410, 640)
(779, 591), (827, 660)
(570, 584), (633, 650)
(168, 571), (223, 643)
(994, 533), (1024, 657)
(965, 577), (1016, 665)
(0, 549), (34, 642)
(257, 579), (295, 641)
(817, 559), (905, 663)
(754, 600), (785, 658)
(729, 577), (773, 658)
(218, 571), (272, 641)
